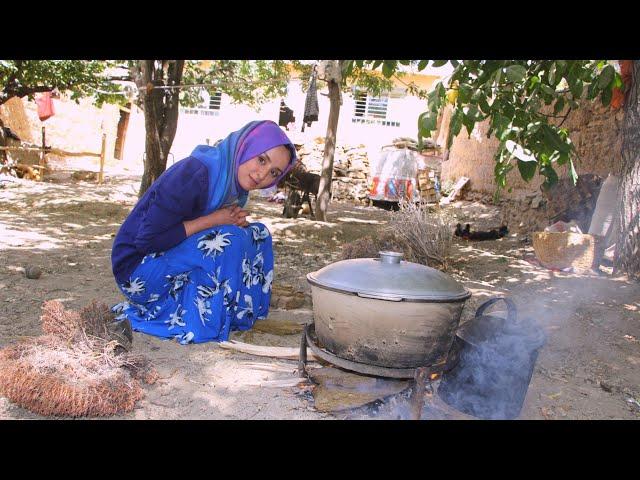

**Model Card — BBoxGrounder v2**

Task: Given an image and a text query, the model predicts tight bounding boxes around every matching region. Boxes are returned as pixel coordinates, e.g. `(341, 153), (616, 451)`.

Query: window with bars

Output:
(181, 90), (223, 116)
(352, 90), (399, 127)
(208, 91), (222, 110)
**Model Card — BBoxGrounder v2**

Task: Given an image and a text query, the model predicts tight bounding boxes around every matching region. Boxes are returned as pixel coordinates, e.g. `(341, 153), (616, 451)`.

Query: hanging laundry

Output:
(302, 66), (319, 132)
(278, 100), (296, 130)
(36, 92), (55, 121)
(611, 60), (633, 110)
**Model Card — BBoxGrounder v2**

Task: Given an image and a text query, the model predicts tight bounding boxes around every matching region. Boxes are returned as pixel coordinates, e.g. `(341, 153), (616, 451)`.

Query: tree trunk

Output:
(614, 60), (640, 280)
(137, 60), (184, 197)
(315, 62), (343, 222)
(0, 118), (7, 164)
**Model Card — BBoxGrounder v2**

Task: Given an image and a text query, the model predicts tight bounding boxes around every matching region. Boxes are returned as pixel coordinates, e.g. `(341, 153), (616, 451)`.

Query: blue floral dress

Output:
(113, 223), (273, 344)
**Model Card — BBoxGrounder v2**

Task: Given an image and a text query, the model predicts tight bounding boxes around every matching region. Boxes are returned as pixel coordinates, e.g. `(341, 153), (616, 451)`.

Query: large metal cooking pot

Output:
(306, 251), (471, 369)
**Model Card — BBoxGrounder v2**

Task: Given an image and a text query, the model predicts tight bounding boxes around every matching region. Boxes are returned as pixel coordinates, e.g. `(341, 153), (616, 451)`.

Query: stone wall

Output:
(296, 138), (371, 204)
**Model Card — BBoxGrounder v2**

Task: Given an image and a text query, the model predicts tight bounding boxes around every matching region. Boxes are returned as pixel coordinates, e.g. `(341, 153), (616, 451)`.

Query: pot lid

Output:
(307, 251), (471, 302)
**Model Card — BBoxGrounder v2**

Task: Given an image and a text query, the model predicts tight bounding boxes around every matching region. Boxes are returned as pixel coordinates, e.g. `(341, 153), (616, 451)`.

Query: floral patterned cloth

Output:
(112, 223), (273, 344)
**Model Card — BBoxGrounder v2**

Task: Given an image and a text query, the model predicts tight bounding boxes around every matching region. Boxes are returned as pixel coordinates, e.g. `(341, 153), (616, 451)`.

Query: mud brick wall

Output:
(0, 96), (120, 167)
(441, 100), (624, 199)
(440, 99), (624, 233)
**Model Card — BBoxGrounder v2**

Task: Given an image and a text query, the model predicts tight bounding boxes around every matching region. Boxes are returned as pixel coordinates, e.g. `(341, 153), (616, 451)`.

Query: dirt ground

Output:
(1, 162), (639, 420)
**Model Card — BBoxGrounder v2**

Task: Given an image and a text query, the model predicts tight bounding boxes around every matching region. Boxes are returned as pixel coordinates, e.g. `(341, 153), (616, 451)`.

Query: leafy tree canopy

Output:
(359, 60), (622, 192)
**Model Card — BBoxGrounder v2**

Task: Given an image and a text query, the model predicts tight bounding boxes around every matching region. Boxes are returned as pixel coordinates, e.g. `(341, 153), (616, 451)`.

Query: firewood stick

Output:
(219, 340), (317, 361)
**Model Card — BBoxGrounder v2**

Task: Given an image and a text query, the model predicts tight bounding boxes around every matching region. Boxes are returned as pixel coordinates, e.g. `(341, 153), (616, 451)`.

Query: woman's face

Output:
(237, 145), (291, 190)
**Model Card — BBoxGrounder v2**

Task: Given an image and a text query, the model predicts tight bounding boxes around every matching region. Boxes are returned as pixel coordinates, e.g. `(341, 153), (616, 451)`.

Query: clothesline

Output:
(89, 78), (296, 97)
(149, 79), (299, 90)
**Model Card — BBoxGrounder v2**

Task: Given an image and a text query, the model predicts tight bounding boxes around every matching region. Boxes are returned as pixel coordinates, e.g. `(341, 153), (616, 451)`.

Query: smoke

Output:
(432, 270), (626, 420)
(437, 319), (545, 420)
(314, 271), (629, 420)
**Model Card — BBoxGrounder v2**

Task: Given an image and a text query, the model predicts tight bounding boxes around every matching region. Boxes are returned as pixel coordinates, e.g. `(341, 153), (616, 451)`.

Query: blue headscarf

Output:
(190, 120), (297, 214)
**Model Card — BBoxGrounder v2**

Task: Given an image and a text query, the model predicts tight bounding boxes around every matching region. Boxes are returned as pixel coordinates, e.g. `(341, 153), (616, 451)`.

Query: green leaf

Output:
(494, 68), (502, 85)
(424, 113), (438, 131)
(570, 79), (583, 99)
(526, 121), (542, 135)
(427, 89), (439, 112)
(542, 125), (571, 154)
(541, 165), (559, 187)
(419, 112), (437, 138)
(568, 159), (578, 185)
(466, 104), (480, 119)
(463, 111), (476, 137)
(418, 60), (429, 71)
(447, 110), (463, 148)
(432, 60), (448, 68)
(371, 60), (384, 70)
(398, 60), (411, 65)
(529, 75), (540, 88)
(598, 64), (615, 89)
(492, 111), (508, 135)
(343, 61), (354, 79)
(517, 159), (538, 181)
(601, 86), (612, 106)
(613, 73), (624, 89)
(540, 84), (555, 96)
(587, 80), (599, 100)
(553, 97), (565, 114)
(478, 95), (492, 115)
(458, 83), (473, 103)
(505, 64), (527, 83)
(506, 139), (537, 162)
(450, 60), (460, 67)
(382, 61), (396, 78)
(557, 152), (570, 166)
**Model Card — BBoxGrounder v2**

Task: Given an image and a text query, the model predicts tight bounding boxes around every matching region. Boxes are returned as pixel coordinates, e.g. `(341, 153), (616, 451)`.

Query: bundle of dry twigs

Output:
(0, 300), (157, 417)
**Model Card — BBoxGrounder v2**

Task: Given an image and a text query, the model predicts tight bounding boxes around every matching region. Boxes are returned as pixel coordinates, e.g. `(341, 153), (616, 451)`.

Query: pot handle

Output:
(474, 296), (517, 323)
(357, 292), (403, 302)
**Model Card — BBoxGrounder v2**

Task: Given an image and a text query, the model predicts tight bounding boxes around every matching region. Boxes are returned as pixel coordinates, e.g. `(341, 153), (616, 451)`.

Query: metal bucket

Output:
(437, 297), (546, 420)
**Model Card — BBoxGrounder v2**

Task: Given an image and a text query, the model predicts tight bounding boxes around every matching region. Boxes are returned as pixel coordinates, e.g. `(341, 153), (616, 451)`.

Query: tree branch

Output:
(558, 107), (572, 128)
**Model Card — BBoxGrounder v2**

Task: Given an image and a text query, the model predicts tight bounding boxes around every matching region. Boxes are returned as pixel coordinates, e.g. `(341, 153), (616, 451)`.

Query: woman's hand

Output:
(214, 205), (250, 227)
(184, 206), (250, 237)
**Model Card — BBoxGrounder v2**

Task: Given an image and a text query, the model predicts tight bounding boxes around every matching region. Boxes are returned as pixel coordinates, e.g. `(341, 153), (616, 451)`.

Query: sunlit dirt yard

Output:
(1, 164), (639, 420)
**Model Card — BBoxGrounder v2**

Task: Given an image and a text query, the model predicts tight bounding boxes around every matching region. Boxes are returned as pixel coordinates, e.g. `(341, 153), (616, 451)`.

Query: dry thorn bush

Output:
(0, 300), (157, 418)
(340, 230), (407, 261)
(387, 200), (455, 270)
(340, 201), (454, 271)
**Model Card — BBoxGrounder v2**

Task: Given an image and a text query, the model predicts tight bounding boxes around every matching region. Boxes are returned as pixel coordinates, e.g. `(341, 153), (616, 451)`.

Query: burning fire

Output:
(430, 373), (440, 381)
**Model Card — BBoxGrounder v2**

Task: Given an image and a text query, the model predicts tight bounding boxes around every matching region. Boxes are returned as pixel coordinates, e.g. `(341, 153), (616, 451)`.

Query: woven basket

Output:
(532, 232), (604, 272)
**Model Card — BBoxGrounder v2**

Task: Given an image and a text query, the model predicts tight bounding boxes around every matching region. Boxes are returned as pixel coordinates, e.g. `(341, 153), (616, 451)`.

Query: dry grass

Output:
(340, 230), (407, 261)
(0, 300), (157, 418)
(387, 200), (455, 270)
(340, 201), (455, 271)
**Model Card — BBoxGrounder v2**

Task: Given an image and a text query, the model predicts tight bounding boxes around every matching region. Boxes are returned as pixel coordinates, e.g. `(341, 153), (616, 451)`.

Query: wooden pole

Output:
(0, 146), (100, 157)
(39, 126), (46, 181)
(98, 133), (107, 184)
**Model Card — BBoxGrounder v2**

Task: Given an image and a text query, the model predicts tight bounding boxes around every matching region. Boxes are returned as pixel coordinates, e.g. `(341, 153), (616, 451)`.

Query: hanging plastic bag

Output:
(36, 92), (55, 121)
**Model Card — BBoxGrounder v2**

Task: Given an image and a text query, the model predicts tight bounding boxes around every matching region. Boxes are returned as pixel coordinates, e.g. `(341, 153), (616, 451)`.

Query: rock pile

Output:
(295, 138), (371, 205)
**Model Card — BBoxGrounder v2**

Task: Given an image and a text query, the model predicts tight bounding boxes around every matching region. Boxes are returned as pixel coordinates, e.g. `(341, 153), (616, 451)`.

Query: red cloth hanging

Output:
(612, 60), (633, 110)
(36, 92), (55, 121)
